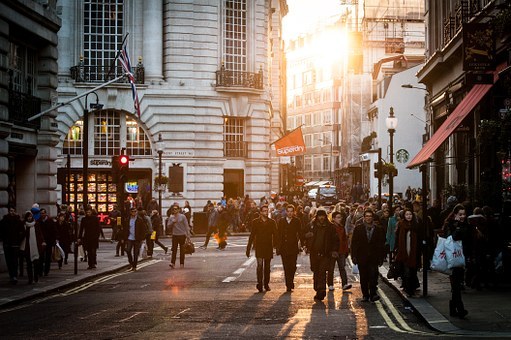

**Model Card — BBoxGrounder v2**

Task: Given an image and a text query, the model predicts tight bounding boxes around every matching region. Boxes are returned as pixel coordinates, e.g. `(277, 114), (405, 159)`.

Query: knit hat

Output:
(316, 209), (327, 217)
(447, 196), (458, 206)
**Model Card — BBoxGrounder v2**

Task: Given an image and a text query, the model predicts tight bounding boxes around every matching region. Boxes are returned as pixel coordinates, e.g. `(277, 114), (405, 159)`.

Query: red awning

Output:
(407, 66), (504, 169)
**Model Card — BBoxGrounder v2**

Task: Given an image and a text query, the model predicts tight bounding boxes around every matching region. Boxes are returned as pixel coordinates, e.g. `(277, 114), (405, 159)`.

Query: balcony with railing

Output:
(216, 64), (263, 92)
(70, 63), (144, 84)
(8, 90), (41, 129)
(224, 141), (248, 158)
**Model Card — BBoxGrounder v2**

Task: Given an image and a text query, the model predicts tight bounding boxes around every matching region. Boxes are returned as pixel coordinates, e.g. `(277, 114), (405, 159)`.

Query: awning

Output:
(407, 66), (503, 169)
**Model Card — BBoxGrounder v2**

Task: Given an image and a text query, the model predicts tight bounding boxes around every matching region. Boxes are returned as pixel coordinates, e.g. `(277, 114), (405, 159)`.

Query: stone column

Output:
(143, 0), (163, 83)
(0, 19), (10, 217)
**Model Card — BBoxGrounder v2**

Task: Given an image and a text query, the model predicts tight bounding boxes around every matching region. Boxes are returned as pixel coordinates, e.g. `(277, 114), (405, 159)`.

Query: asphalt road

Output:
(0, 236), (442, 339)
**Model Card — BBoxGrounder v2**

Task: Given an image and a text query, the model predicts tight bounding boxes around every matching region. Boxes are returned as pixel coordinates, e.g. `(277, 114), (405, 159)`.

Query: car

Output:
(307, 188), (318, 200)
(316, 185), (340, 207)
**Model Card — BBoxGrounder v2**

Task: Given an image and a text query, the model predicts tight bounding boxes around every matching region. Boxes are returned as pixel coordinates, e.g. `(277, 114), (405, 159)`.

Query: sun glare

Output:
(311, 28), (349, 69)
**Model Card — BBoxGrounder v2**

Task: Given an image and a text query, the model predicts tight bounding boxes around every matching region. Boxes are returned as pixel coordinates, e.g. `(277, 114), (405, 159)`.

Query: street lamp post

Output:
(83, 92), (103, 210)
(157, 134), (164, 216)
(386, 107), (398, 212)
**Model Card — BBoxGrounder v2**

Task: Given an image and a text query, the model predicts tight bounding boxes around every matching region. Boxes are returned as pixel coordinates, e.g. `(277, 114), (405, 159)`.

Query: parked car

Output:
(316, 185), (340, 207)
(307, 188), (318, 200)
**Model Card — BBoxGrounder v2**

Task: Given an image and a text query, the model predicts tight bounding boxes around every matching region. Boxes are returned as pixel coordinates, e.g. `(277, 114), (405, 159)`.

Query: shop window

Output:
(64, 120), (83, 155)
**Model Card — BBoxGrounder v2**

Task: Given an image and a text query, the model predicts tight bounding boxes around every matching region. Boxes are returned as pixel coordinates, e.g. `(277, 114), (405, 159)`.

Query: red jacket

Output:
(334, 223), (349, 255)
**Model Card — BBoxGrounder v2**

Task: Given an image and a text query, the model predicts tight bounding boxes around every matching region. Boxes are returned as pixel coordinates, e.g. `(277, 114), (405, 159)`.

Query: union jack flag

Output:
(119, 45), (141, 118)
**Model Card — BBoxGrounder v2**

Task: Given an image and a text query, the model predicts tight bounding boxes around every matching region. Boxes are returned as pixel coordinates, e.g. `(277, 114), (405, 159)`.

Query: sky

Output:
(283, 0), (344, 41)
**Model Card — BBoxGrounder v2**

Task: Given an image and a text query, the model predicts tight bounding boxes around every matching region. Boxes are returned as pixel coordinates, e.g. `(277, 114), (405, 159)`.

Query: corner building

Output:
(55, 0), (288, 217)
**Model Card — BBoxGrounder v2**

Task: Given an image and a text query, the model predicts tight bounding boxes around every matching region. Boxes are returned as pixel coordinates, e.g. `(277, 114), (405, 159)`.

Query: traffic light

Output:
(111, 155), (119, 181)
(118, 154), (129, 183)
(374, 161), (382, 179)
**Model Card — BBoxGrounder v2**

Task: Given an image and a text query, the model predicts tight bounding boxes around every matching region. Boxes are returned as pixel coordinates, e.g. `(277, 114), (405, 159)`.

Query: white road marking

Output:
(222, 257), (256, 282)
(171, 308), (190, 319)
(119, 311), (148, 322)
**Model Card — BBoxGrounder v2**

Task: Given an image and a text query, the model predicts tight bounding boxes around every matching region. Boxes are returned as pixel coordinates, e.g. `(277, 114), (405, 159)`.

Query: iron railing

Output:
(8, 90), (41, 129)
(216, 66), (263, 90)
(70, 65), (144, 84)
(224, 141), (248, 158)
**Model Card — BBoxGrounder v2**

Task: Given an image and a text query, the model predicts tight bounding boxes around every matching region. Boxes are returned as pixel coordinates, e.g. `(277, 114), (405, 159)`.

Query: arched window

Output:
(64, 110), (151, 156)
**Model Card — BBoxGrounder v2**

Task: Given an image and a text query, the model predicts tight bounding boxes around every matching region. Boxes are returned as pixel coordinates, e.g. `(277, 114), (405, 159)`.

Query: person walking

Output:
(167, 205), (191, 268)
(329, 211), (352, 291)
(276, 204), (303, 292)
(443, 204), (470, 318)
(200, 202), (219, 249)
(351, 208), (386, 302)
(150, 210), (168, 254)
(124, 207), (148, 271)
(37, 208), (57, 276)
(246, 205), (277, 292)
(78, 207), (101, 270)
(0, 208), (25, 284)
(55, 212), (73, 267)
(20, 211), (45, 284)
(109, 204), (122, 244)
(394, 208), (422, 297)
(305, 209), (339, 301)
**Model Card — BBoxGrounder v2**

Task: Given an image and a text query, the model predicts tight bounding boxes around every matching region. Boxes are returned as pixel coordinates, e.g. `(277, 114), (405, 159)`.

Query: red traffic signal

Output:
(119, 155), (129, 165)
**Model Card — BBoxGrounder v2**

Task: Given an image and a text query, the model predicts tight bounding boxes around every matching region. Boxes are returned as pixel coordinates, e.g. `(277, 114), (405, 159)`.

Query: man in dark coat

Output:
(0, 208), (25, 284)
(37, 208), (57, 276)
(276, 204), (303, 292)
(351, 208), (386, 302)
(123, 207), (148, 271)
(78, 207), (101, 269)
(246, 205), (277, 292)
(305, 209), (339, 301)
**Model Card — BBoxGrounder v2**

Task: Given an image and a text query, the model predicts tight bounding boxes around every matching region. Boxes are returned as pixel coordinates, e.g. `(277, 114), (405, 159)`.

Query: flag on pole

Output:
(119, 45), (141, 118)
(273, 126), (306, 157)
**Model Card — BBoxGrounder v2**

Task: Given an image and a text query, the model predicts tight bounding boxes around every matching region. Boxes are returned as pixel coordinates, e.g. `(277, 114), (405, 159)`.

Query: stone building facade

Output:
(55, 0), (287, 218)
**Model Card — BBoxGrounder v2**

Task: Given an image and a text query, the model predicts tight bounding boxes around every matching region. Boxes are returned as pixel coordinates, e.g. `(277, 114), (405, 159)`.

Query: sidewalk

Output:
(379, 263), (511, 337)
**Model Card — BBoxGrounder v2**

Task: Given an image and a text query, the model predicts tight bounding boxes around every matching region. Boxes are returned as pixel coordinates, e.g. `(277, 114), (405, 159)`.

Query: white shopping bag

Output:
(140, 241), (148, 260)
(430, 237), (451, 274)
(352, 264), (359, 274)
(444, 235), (465, 269)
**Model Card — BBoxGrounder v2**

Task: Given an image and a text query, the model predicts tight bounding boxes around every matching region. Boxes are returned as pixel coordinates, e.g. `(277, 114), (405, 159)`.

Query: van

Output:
(316, 185), (340, 207)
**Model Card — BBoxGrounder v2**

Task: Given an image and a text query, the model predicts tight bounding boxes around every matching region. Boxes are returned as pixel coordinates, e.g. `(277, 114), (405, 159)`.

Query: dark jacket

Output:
(246, 216), (277, 259)
(442, 218), (472, 258)
(276, 216), (303, 256)
(308, 219), (339, 257)
(79, 215), (101, 249)
(395, 219), (422, 268)
(0, 213), (25, 246)
(38, 216), (57, 247)
(151, 214), (163, 236)
(351, 221), (386, 266)
(123, 216), (148, 242)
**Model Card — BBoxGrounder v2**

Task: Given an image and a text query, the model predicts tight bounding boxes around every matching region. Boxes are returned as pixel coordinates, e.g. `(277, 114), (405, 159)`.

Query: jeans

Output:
(203, 226), (217, 247)
(328, 253), (348, 287)
(256, 257), (272, 288)
(126, 240), (141, 269)
(171, 235), (186, 265)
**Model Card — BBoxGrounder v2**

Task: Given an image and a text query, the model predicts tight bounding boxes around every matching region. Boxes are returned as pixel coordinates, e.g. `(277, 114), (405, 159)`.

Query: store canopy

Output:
(407, 66), (503, 169)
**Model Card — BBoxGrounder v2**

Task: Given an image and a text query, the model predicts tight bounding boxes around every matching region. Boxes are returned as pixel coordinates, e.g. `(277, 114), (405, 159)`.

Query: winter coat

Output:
(351, 221), (386, 266)
(308, 219), (339, 257)
(247, 216), (277, 259)
(395, 219), (421, 269)
(276, 216), (303, 256)
(124, 216), (149, 242)
(38, 216), (57, 247)
(79, 215), (101, 249)
(0, 213), (25, 246)
(334, 222), (349, 256)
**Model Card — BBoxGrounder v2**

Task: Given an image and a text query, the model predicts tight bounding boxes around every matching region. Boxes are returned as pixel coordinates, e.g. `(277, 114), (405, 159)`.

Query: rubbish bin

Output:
(193, 212), (208, 234)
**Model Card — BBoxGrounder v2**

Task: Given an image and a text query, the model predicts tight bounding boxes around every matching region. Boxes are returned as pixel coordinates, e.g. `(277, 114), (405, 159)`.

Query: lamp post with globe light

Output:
(386, 107), (398, 212)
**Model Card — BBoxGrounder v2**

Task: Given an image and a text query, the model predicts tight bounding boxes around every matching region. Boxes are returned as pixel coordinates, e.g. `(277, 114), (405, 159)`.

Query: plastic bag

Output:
(430, 237), (451, 274)
(150, 231), (156, 240)
(352, 264), (359, 274)
(51, 244), (63, 262)
(444, 235), (465, 269)
(140, 241), (148, 259)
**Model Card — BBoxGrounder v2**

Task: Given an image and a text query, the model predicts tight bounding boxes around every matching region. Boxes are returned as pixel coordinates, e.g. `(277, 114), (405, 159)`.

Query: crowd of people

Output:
(1, 191), (509, 315)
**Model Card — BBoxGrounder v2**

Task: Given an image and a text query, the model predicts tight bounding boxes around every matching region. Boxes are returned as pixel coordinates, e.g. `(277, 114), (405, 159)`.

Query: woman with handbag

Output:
(394, 208), (422, 297)
(442, 204), (470, 318)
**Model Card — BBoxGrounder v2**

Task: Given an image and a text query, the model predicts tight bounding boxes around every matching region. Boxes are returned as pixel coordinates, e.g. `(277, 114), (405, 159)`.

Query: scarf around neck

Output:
(20, 221), (39, 262)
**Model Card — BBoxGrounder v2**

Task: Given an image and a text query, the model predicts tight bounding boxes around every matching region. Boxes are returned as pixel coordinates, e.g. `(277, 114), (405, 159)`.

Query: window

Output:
(305, 114), (311, 127)
(304, 156), (312, 172)
(323, 155), (330, 171)
(313, 155), (321, 171)
(65, 111), (151, 157)
(94, 111), (121, 155)
(224, 117), (246, 157)
(64, 121), (84, 155)
(84, 1), (124, 70)
(313, 112), (322, 126)
(8, 42), (36, 94)
(224, 0), (247, 73)
(287, 117), (294, 130)
(126, 118), (151, 155)
(323, 110), (332, 125)
(304, 134), (312, 148)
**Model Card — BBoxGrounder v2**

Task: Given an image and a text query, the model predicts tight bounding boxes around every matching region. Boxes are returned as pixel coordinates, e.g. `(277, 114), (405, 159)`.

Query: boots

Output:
(450, 300), (468, 318)
(449, 300), (457, 316)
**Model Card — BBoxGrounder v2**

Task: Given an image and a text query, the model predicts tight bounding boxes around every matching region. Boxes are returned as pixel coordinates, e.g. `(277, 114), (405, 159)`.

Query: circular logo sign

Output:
(396, 149), (409, 163)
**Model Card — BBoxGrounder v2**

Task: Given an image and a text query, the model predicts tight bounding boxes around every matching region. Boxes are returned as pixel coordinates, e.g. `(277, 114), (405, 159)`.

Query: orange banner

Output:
(274, 127), (306, 157)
